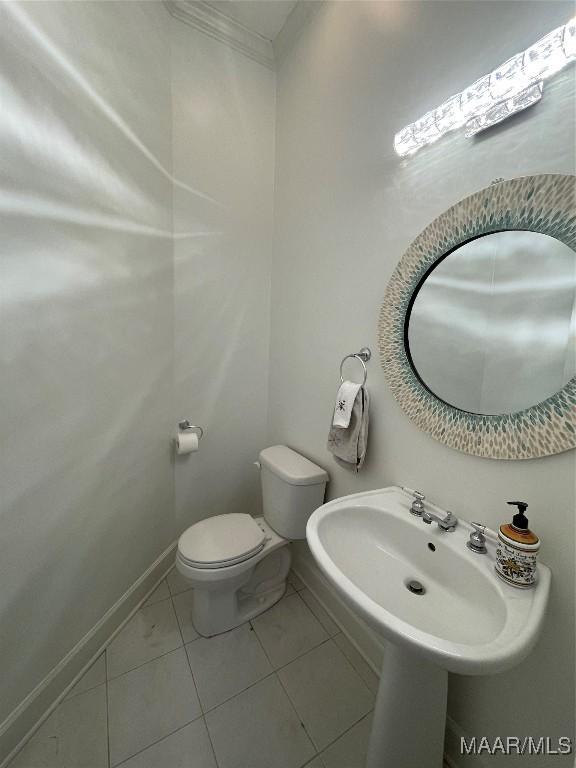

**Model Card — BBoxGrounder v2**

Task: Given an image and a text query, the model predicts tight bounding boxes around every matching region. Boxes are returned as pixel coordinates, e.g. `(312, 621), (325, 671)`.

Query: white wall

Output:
(0, 2), (277, 741)
(0, 0), (174, 728)
(269, 2), (575, 764)
(170, 18), (275, 531)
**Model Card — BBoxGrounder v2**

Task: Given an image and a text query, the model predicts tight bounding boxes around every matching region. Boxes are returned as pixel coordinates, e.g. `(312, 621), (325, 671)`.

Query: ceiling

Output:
(204, 1), (299, 41)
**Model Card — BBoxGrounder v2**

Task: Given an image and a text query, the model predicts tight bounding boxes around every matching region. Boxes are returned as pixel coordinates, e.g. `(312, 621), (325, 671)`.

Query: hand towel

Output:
(332, 380), (362, 428)
(327, 386), (370, 472)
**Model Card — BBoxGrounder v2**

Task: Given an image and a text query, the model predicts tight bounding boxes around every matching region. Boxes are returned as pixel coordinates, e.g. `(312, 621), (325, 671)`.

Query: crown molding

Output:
(273, 0), (324, 67)
(165, 1), (275, 70)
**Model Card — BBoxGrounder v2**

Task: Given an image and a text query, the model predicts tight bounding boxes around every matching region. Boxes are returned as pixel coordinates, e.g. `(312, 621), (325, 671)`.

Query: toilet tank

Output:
(259, 445), (328, 540)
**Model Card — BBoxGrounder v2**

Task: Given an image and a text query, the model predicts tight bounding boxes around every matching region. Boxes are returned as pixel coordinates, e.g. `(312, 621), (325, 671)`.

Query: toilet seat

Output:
(178, 513), (266, 570)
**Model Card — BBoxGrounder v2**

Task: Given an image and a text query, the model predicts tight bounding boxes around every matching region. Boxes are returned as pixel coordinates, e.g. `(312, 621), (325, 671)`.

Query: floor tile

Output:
(205, 675), (315, 768)
(172, 590), (199, 644)
(299, 589), (339, 636)
(108, 647), (201, 766)
(107, 599), (182, 679)
(288, 570), (305, 591)
(116, 719), (216, 768)
(64, 653), (106, 700)
(332, 634), (379, 694)
(285, 583), (296, 596)
(142, 579), (170, 607)
(10, 685), (107, 768)
(304, 758), (325, 768)
(278, 640), (373, 751)
(185, 624), (272, 711)
(166, 567), (193, 596)
(320, 715), (372, 768)
(252, 593), (328, 668)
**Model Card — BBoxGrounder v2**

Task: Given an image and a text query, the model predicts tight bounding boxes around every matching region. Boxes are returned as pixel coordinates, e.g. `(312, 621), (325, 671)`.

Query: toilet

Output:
(175, 445), (328, 636)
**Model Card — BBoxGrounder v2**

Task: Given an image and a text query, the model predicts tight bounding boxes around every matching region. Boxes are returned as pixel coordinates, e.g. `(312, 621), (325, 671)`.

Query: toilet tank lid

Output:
(259, 445), (328, 486)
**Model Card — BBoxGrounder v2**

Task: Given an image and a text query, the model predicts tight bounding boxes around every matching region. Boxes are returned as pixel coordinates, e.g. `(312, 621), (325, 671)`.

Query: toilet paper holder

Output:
(178, 420), (204, 440)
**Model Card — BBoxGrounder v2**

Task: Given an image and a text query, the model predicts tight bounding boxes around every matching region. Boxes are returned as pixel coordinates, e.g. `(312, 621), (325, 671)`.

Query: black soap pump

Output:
(495, 501), (540, 588)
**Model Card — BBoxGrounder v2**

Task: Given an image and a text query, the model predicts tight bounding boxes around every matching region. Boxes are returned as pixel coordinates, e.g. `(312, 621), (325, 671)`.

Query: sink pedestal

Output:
(367, 642), (447, 768)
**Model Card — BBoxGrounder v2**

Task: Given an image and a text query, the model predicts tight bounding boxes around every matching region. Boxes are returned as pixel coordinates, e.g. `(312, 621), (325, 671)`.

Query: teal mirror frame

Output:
(378, 174), (576, 460)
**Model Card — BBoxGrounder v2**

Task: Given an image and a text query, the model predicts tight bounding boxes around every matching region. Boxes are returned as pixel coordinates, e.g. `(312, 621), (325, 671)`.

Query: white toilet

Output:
(175, 445), (328, 636)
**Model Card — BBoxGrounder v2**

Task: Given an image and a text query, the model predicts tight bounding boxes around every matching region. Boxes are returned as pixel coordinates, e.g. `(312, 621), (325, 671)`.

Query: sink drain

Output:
(406, 579), (425, 595)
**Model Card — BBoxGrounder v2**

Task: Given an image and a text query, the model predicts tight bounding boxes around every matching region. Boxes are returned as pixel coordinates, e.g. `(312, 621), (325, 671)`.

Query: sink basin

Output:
(306, 486), (551, 768)
(306, 486), (550, 675)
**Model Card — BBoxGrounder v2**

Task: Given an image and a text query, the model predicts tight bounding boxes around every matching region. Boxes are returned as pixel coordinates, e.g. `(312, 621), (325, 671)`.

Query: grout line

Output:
(62, 656), (107, 702)
(168, 586), (194, 598)
(187, 622), (332, 720)
(316, 709), (374, 758)
(330, 639), (375, 699)
(178, 624), (220, 768)
(274, 636), (374, 755)
(106, 582), (368, 767)
(111, 714), (205, 768)
(201, 714), (220, 768)
(169, 595), (186, 648)
(275, 669), (318, 754)
(250, 607), (322, 758)
(248, 619), (273, 667)
(179, 621), (205, 718)
(104, 651), (111, 768)
(201, 670), (278, 717)
(141, 579), (170, 609)
(106, 642), (184, 684)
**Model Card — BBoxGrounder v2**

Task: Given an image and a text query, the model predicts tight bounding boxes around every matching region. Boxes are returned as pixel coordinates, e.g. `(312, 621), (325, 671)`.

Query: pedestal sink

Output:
(306, 487), (551, 768)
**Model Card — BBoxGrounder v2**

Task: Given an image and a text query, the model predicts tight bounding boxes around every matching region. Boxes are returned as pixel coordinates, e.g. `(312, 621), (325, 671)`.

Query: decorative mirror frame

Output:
(378, 174), (576, 460)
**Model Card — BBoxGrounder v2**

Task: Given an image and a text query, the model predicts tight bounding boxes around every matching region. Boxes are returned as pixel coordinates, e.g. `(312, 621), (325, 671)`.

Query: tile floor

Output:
(9, 571), (378, 768)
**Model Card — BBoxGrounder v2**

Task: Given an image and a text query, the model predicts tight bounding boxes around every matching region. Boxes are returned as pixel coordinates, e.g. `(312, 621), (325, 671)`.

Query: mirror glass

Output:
(407, 231), (576, 415)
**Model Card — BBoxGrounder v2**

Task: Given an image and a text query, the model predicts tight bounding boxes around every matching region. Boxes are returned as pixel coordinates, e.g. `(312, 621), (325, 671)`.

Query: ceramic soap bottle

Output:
(495, 501), (540, 588)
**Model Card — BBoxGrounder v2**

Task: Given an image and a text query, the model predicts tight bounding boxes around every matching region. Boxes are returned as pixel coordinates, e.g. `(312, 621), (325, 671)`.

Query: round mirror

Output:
(406, 231), (576, 415)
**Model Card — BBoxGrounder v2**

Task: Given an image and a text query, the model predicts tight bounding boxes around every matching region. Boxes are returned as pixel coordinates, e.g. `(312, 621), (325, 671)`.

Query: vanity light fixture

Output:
(394, 17), (576, 157)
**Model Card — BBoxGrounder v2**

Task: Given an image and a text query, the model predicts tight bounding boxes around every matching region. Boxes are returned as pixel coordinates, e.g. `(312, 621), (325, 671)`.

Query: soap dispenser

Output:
(495, 501), (540, 588)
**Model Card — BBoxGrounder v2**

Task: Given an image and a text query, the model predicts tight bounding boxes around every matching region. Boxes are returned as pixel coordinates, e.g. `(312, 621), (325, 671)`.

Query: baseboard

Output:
(0, 542), (177, 768)
(291, 546), (468, 768)
(444, 716), (489, 768)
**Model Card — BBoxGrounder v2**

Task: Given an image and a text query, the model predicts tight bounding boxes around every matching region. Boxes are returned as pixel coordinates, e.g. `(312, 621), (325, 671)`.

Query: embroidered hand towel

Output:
(332, 380), (362, 428)
(327, 386), (370, 472)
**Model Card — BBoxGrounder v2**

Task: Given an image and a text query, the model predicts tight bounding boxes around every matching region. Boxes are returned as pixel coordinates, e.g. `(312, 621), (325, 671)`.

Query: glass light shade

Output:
(490, 53), (530, 100)
(523, 27), (566, 80)
(435, 94), (465, 133)
(464, 82), (543, 137)
(563, 17), (576, 58)
(394, 16), (575, 157)
(394, 125), (422, 157)
(412, 110), (441, 144)
(461, 75), (494, 118)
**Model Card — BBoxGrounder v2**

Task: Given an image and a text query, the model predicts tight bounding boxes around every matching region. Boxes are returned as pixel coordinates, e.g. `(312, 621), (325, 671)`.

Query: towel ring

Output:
(339, 347), (371, 386)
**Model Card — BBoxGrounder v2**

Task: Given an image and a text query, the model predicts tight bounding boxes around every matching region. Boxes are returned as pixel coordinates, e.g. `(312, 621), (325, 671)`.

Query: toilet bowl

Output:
(175, 446), (328, 637)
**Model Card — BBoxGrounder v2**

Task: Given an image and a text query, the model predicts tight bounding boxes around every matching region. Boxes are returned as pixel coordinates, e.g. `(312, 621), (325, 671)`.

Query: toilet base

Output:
(195, 580), (287, 637)
(178, 534), (291, 637)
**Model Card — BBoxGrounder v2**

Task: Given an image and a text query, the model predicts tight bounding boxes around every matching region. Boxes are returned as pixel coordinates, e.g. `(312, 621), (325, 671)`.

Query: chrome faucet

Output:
(422, 508), (458, 532)
(466, 522), (487, 553)
(409, 490), (425, 517)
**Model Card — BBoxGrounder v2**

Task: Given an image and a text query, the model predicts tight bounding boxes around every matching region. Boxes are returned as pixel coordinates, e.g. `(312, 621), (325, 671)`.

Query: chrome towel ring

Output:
(339, 347), (371, 386)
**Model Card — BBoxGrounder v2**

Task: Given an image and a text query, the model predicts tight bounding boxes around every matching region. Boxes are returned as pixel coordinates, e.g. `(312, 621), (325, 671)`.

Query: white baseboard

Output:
(0, 542), (177, 768)
(291, 546), (468, 768)
(444, 716), (489, 768)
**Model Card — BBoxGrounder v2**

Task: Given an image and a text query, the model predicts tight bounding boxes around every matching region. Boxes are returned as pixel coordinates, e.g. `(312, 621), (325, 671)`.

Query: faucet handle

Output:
(410, 490), (425, 516)
(467, 522), (487, 554)
(471, 522), (486, 534)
